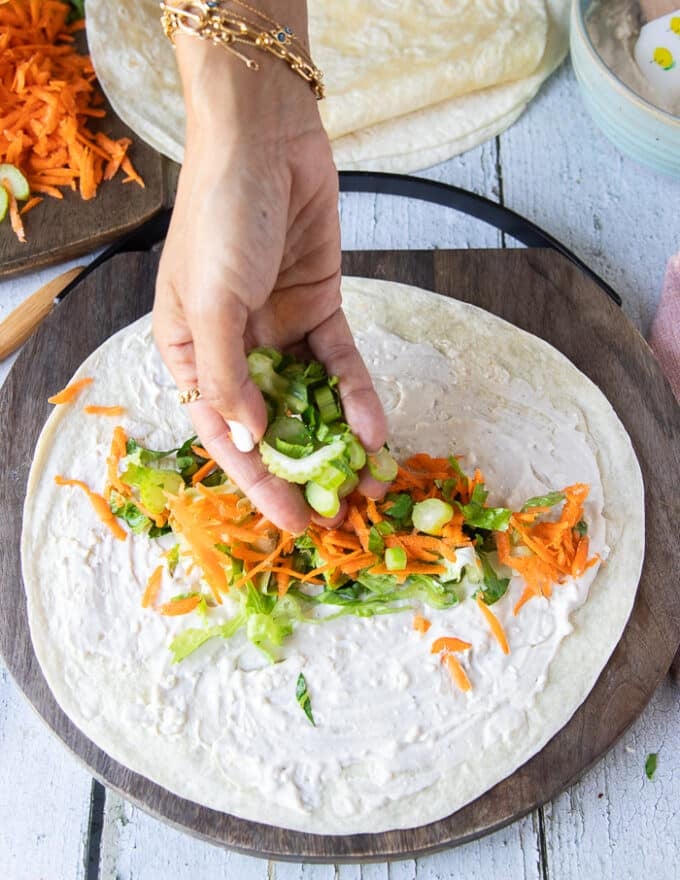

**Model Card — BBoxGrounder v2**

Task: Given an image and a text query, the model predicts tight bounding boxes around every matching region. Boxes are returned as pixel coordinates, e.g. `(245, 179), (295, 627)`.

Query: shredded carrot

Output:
(443, 652), (472, 692)
(54, 475), (126, 541)
(48, 376), (93, 404)
(190, 445), (211, 459)
(19, 194), (41, 214)
(84, 405), (126, 417)
(158, 595), (201, 616)
(0, 0), (144, 239)
(413, 615), (431, 634)
(2, 179), (25, 242)
(191, 458), (216, 485)
(431, 636), (472, 654)
(476, 595), (509, 655)
(142, 565), (163, 609)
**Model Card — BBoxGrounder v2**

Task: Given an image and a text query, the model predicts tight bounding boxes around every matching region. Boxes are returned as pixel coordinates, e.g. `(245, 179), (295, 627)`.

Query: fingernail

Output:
(227, 420), (255, 453)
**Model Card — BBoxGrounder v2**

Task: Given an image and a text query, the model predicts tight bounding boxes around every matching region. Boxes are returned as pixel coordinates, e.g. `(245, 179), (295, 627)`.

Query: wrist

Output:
(172, 0), (319, 144)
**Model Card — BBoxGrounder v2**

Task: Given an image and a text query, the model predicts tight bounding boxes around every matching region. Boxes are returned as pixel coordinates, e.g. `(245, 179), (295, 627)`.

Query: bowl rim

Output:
(572, 0), (680, 128)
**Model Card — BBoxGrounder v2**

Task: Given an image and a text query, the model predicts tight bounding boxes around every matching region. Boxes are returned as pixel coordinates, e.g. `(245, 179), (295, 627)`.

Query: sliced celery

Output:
(385, 546), (407, 571)
(0, 164), (29, 200)
(260, 439), (346, 484)
(412, 498), (454, 536)
(367, 446), (398, 482)
(305, 481), (340, 518)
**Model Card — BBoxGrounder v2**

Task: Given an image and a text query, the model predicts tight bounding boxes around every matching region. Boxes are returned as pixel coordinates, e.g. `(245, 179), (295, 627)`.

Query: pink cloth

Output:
(649, 255), (680, 681)
(649, 252), (680, 401)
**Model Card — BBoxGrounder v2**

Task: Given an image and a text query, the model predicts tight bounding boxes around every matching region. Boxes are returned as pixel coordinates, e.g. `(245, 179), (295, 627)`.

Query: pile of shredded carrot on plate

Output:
(0, 0), (144, 240)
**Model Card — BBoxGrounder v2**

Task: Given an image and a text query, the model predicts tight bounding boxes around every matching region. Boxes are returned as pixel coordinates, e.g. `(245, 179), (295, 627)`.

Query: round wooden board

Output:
(1, 247), (679, 862)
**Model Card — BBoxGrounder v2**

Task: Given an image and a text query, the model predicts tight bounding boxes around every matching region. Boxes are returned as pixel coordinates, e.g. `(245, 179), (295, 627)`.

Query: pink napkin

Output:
(649, 252), (680, 402)
(648, 252), (680, 681)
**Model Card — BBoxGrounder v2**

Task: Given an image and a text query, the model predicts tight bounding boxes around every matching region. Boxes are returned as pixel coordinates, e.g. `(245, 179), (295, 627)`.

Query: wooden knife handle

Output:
(639, 0), (678, 21)
(0, 266), (84, 361)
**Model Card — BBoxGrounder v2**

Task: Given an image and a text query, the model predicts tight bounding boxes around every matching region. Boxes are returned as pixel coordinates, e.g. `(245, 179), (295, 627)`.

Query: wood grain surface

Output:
(1, 247), (679, 863)
(0, 26), (171, 280)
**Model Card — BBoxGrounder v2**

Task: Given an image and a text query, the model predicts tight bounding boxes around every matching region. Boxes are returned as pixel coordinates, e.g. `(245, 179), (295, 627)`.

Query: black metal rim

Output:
(55, 171), (621, 306)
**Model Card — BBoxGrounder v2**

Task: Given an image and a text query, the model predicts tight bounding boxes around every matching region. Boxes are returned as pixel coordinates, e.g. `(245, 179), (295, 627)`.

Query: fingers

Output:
(311, 499), (348, 530)
(307, 308), (387, 453)
(189, 401), (311, 534)
(187, 292), (269, 448)
(358, 471), (392, 501)
(153, 277), (268, 452)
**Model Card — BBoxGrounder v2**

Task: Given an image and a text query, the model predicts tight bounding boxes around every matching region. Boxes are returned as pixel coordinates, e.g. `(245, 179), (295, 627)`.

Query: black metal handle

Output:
(338, 171), (621, 306)
(56, 172), (621, 307)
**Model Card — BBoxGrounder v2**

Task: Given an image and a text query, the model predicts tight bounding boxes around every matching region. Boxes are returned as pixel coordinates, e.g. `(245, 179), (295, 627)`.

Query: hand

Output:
(154, 38), (387, 533)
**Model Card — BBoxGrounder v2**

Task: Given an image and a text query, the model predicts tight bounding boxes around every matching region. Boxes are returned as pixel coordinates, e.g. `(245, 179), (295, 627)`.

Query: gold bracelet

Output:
(160, 1), (325, 100)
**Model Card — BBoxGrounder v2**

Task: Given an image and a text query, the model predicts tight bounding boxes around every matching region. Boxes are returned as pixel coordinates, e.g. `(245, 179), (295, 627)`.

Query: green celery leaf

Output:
(645, 753), (658, 780)
(383, 493), (413, 525)
(296, 673), (316, 726)
(368, 526), (385, 556)
(457, 483), (512, 531)
(125, 438), (176, 465)
(67, 0), (85, 22)
(110, 499), (151, 534)
(475, 552), (510, 605)
(167, 544), (180, 576)
(574, 520), (588, 536)
(447, 455), (467, 480)
(521, 491), (565, 511)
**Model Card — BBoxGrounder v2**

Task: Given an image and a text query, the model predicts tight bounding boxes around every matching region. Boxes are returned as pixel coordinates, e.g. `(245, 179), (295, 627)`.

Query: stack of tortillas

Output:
(86, 0), (569, 172)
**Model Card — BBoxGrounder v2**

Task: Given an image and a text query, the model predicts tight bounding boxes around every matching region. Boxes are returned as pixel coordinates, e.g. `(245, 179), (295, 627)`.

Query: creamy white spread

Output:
(22, 301), (614, 834)
(587, 0), (680, 116)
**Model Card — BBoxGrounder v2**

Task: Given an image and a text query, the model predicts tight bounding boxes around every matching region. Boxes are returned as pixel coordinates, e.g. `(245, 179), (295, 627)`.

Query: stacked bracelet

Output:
(160, 0), (325, 100)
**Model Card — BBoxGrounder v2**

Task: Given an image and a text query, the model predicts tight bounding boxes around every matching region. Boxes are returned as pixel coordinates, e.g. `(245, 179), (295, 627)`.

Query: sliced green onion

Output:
(367, 446), (398, 482)
(385, 546), (407, 571)
(412, 498), (454, 536)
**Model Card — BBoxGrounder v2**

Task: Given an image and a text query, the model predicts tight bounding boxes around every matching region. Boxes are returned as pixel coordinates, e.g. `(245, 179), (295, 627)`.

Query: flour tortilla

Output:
(21, 278), (644, 835)
(333, 0), (569, 172)
(86, 0), (566, 172)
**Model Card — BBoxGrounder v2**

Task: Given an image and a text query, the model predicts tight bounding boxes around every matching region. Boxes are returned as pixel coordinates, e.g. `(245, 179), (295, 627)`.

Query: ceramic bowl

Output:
(571, 0), (680, 177)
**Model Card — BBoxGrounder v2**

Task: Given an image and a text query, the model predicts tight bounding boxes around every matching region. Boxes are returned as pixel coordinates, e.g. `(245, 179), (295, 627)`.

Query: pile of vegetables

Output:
(0, 0), (144, 242)
(246, 347), (397, 517)
(50, 363), (597, 695)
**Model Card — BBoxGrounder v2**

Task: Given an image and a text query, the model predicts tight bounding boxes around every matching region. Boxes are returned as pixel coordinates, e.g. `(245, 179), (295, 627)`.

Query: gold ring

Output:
(178, 386), (202, 405)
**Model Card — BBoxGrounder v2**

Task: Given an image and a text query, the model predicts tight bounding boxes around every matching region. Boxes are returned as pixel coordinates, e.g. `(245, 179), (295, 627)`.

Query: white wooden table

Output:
(1, 60), (679, 880)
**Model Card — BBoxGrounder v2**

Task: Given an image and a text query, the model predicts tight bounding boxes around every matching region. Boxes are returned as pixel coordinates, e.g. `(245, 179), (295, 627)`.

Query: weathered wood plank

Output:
(0, 664), (94, 880)
(499, 63), (678, 334)
(497, 56), (680, 880)
(542, 678), (680, 879)
(340, 141), (501, 252)
(99, 793), (270, 880)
